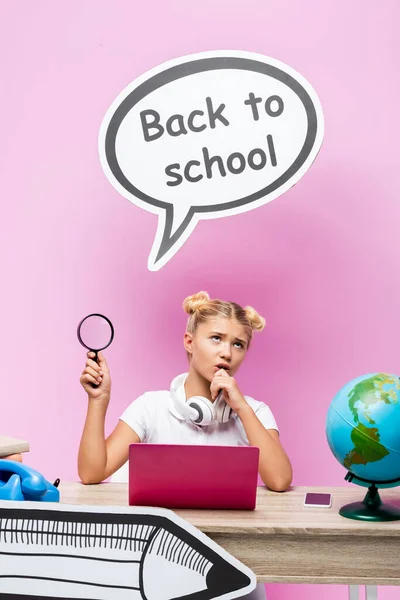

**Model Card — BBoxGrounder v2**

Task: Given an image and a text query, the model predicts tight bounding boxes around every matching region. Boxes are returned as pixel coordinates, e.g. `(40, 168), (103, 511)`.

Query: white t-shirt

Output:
(120, 372), (278, 445)
(112, 373), (278, 481)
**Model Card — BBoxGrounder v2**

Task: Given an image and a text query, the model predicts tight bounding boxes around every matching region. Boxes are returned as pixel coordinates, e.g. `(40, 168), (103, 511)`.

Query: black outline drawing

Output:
(0, 502), (255, 600)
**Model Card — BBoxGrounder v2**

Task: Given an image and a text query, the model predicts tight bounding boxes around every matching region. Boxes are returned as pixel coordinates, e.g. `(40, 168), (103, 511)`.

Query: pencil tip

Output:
(206, 556), (252, 596)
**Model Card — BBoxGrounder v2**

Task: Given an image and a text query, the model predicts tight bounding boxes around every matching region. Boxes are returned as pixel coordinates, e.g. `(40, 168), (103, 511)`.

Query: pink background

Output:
(1, 1), (399, 599)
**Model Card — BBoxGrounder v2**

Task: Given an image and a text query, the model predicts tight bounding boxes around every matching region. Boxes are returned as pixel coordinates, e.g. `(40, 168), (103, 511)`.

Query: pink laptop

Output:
(128, 444), (260, 510)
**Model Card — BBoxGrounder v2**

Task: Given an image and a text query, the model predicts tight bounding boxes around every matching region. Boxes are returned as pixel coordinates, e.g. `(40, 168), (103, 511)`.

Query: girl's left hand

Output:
(210, 369), (248, 413)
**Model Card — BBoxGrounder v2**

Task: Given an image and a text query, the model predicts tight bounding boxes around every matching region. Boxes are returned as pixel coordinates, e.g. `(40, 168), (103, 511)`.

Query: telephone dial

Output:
(0, 460), (60, 502)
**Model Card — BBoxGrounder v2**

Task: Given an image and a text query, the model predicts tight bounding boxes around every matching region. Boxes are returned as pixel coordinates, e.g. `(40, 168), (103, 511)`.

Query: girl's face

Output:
(184, 317), (250, 382)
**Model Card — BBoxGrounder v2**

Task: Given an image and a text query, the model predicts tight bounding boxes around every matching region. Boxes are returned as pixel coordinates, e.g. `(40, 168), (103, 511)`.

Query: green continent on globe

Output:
(348, 373), (400, 424)
(343, 422), (389, 469)
(343, 373), (399, 471)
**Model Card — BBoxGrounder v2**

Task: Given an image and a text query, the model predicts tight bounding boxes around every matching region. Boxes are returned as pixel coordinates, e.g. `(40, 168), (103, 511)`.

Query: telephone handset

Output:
(0, 460), (60, 502)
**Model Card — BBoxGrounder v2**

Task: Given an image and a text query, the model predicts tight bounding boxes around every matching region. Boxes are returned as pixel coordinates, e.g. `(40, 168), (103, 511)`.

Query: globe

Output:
(326, 372), (400, 521)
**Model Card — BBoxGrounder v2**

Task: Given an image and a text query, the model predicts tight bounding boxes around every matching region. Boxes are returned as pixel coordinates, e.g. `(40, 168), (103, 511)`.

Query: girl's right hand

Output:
(80, 351), (111, 403)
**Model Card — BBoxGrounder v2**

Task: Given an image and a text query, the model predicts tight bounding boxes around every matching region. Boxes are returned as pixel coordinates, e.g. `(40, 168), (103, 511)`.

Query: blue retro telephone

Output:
(0, 460), (60, 502)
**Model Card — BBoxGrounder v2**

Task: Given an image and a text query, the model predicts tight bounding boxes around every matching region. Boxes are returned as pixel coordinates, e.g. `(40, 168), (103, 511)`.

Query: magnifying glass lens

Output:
(78, 315), (114, 352)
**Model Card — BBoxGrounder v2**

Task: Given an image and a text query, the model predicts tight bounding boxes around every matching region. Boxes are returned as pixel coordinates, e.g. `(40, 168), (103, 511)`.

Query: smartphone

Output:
(303, 492), (332, 508)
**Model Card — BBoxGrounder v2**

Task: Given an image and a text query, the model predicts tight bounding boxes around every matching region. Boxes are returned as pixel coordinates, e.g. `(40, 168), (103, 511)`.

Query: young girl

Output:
(78, 292), (292, 600)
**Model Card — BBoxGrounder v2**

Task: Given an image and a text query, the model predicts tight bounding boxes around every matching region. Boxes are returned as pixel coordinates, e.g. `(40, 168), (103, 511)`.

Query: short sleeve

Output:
(119, 393), (150, 442)
(252, 401), (279, 432)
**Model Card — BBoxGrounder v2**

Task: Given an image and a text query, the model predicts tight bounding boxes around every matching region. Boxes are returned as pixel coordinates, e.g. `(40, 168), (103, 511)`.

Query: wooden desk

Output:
(59, 482), (400, 587)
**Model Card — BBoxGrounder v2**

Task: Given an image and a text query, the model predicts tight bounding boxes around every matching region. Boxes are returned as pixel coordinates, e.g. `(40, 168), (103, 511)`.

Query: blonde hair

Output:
(183, 291), (265, 348)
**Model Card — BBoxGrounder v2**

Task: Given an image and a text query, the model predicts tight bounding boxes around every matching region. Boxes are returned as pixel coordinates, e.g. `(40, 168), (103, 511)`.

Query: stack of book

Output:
(0, 436), (29, 457)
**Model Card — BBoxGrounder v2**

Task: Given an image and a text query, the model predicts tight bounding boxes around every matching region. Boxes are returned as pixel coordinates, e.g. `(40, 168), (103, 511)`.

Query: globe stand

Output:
(340, 474), (400, 521)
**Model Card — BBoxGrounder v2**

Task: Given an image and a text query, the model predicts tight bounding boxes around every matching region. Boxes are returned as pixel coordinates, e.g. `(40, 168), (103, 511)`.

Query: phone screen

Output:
(304, 492), (331, 506)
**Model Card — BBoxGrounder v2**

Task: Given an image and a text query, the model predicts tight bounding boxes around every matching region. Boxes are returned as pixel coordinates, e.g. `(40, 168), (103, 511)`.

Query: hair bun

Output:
(244, 305), (266, 332)
(183, 291), (210, 315)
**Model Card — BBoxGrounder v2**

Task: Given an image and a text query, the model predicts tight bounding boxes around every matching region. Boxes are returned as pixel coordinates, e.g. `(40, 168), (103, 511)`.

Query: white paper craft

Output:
(0, 501), (256, 600)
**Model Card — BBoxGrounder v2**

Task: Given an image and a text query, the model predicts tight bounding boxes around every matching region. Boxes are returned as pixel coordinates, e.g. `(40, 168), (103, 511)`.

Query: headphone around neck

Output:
(172, 387), (233, 427)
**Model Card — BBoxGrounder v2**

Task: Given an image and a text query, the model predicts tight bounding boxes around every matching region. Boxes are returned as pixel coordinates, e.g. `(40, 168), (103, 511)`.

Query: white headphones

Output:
(186, 390), (233, 426)
(170, 376), (233, 427)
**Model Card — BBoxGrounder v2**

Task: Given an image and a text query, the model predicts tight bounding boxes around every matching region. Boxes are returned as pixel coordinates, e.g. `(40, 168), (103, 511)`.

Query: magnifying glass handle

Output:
(90, 351), (99, 388)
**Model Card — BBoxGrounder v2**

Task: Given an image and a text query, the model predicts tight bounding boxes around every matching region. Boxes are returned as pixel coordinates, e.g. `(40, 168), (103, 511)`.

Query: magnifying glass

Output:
(77, 313), (114, 363)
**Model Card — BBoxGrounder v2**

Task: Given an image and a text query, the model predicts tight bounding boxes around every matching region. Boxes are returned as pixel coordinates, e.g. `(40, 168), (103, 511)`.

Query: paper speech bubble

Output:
(99, 50), (324, 271)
